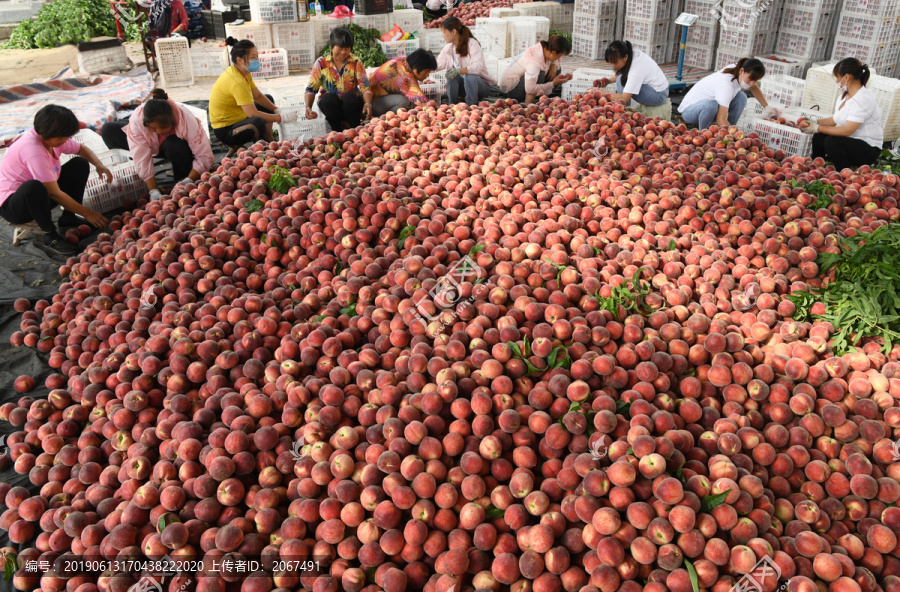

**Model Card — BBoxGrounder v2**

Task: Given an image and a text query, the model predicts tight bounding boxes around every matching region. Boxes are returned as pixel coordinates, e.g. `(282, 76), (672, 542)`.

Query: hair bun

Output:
(226, 36), (237, 46)
(150, 88), (169, 100)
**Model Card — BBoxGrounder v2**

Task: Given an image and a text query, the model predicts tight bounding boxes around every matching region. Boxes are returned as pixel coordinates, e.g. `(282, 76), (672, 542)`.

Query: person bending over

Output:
(369, 49), (438, 116)
(0, 105), (110, 255)
(603, 40), (669, 108)
(500, 36), (572, 105)
(678, 57), (775, 129)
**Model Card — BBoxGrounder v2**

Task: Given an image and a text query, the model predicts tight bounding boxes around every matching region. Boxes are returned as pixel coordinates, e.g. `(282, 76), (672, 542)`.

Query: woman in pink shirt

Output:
(500, 36), (572, 105)
(101, 89), (214, 201)
(0, 105), (110, 255)
(437, 18), (495, 106)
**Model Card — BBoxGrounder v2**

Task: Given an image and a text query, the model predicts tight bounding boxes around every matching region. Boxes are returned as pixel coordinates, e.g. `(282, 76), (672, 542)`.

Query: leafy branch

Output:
(268, 165), (297, 194)
(246, 199), (264, 213)
(398, 225), (416, 245)
(790, 179), (835, 210)
(594, 269), (651, 318)
(700, 490), (731, 513)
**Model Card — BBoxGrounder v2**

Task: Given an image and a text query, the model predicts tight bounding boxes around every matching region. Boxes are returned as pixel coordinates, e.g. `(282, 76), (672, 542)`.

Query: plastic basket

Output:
(736, 98), (764, 131)
(378, 38), (420, 59)
(71, 129), (109, 155)
(77, 44), (130, 75)
(572, 13), (615, 39)
(252, 48), (288, 79)
(474, 18), (508, 58)
(684, 0), (720, 25)
(155, 36), (193, 88)
(752, 117), (814, 156)
(757, 54), (809, 78)
(83, 162), (144, 214)
(181, 103), (211, 139)
(784, 0), (838, 9)
(840, 0), (899, 17)
(686, 23), (718, 46)
(630, 41), (669, 63)
(624, 0), (671, 19)
(310, 15), (350, 52)
(775, 31), (828, 60)
(61, 148), (131, 167)
(507, 20), (536, 57)
(870, 75), (900, 142)
(573, 0), (615, 14)
(389, 9), (423, 33)
(830, 37), (899, 74)
(759, 74), (805, 108)
(490, 7), (520, 16)
(271, 21), (315, 47)
(718, 3), (778, 31)
(483, 54), (499, 82)
(562, 78), (616, 100)
(497, 56), (517, 82)
(717, 29), (775, 55)
(714, 47), (743, 71)
(224, 21), (273, 49)
(779, 6), (835, 36)
(683, 44), (716, 70)
(420, 78), (446, 103)
(507, 16), (550, 43)
(286, 46), (316, 70)
(801, 64), (840, 111)
(190, 46), (228, 77)
(571, 33), (611, 60)
(552, 3), (574, 29)
(350, 13), (389, 31)
(276, 117), (328, 142)
(420, 28), (446, 52)
(512, 1), (555, 19)
(623, 17), (670, 44)
(249, 0), (297, 22)
(836, 13), (899, 46)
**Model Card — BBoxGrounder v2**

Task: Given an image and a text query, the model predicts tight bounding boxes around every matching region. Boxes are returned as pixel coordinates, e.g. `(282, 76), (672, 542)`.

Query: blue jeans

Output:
(447, 74), (491, 106)
(616, 77), (669, 107)
(680, 93), (747, 129)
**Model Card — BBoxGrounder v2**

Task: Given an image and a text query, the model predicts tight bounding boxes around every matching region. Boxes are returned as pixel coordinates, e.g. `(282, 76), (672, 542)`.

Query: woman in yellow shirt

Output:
(209, 37), (298, 145)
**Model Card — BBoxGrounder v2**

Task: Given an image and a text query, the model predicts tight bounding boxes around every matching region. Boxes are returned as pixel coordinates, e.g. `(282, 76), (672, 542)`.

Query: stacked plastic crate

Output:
(775, 0), (838, 64)
(506, 16), (551, 45)
(310, 15), (351, 53)
(272, 22), (316, 72)
(571, 0), (617, 60)
(624, 0), (674, 63)
(474, 18), (508, 58)
(831, 0), (900, 78)
(713, 0), (781, 72)
(681, 0), (721, 70)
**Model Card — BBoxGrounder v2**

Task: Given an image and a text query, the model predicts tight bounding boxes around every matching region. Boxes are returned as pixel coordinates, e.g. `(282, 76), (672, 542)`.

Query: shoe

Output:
(43, 232), (80, 256)
(57, 213), (81, 229)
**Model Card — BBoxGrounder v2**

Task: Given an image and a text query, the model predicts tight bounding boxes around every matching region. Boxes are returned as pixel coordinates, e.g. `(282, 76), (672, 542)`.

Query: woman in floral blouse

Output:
(304, 28), (373, 132)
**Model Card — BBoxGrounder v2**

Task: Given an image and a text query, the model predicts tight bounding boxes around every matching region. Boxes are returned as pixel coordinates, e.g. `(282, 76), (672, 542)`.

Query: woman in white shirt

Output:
(602, 41), (669, 107)
(500, 36), (572, 105)
(678, 57), (775, 129)
(437, 17), (496, 106)
(803, 58), (883, 171)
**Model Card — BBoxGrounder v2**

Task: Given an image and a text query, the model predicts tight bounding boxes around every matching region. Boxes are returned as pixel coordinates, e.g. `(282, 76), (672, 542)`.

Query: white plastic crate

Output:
(309, 15), (349, 53)
(155, 36), (193, 88)
(684, 0), (720, 25)
(71, 129), (109, 155)
(474, 18), (508, 58)
(686, 23), (717, 46)
(836, 13), (899, 46)
(779, 6), (835, 36)
(572, 33), (612, 60)
(270, 92), (325, 121)
(389, 9), (424, 34)
(484, 54), (499, 82)
(757, 54), (809, 78)
(718, 3), (778, 31)
(271, 22), (315, 47)
(737, 98), (764, 131)
(507, 20), (537, 58)
(631, 41), (669, 63)
(784, 0), (838, 10)
(512, 1), (555, 19)
(420, 29), (446, 53)
(286, 46), (316, 70)
(181, 103), (211, 140)
(830, 37), (899, 74)
(562, 78), (616, 100)
(802, 64), (840, 110)
(760, 74), (806, 108)
(624, 18), (670, 44)
(715, 47), (743, 71)
(84, 162), (144, 213)
(552, 3), (574, 30)
(378, 39), (420, 60)
(571, 13), (615, 39)
(497, 56), (517, 82)
(683, 44), (716, 70)
(61, 148), (130, 167)
(249, 0), (297, 23)
(490, 7), (520, 17)
(507, 16), (550, 43)
(775, 31), (828, 60)
(421, 77), (446, 103)
(870, 75), (900, 142)
(225, 22), (273, 50)
(276, 118), (328, 143)
(625, 0), (672, 20)
(350, 13), (389, 32)
(190, 46), (228, 77)
(752, 117), (814, 156)
(254, 48), (289, 79)
(77, 44), (130, 75)
(718, 29), (775, 55)
(840, 0), (899, 17)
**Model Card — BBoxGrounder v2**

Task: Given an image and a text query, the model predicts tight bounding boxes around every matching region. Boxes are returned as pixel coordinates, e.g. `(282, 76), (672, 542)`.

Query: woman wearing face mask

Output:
(601, 40), (669, 108)
(209, 38), (297, 146)
(803, 58), (883, 171)
(678, 58), (775, 130)
(100, 89), (214, 202)
(500, 36), (572, 105)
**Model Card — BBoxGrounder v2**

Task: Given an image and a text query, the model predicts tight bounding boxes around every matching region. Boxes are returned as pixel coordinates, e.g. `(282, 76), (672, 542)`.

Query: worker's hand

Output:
(149, 188), (163, 201)
(801, 120), (818, 134)
(459, 67), (468, 75)
(764, 104), (782, 118)
(84, 209), (108, 229)
(597, 77), (610, 88)
(305, 108), (317, 120)
(552, 74), (569, 86)
(96, 165), (112, 184)
(280, 110), (298, 124)
(177, 177), (194, 187)
(362, 103), (372, 119)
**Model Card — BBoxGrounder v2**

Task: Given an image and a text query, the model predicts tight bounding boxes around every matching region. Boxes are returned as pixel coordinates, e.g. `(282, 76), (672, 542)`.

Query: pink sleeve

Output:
(125, 118), (156, 182)
(60, 137), (81, 156)
(466, 39), (494, 84)
(436, 43), (454, 71)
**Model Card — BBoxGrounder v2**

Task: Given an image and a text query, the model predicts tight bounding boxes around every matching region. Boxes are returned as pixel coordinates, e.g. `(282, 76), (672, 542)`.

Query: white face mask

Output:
(836, 77), (847, 93)
(739, 79), (752, 90)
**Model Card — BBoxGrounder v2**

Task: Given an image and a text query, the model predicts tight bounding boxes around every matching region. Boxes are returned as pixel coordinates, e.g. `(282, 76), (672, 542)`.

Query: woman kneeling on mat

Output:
(500, 36), (572, 105)
(678, 57), (775, 129)
(210, 37), (297, 146)
(0, 105), (110, 255)
(101, 89), (214, 201)
(804, 58), (883, 171)
(603, 41), (669, 108)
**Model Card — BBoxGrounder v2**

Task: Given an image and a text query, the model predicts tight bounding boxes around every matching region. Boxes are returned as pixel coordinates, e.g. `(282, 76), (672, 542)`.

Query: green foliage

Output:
(700, 490), (731, 513)
(786, 223), (900, 354)
(245, 199), (264, 213)
(684, 559), (700, 592)
(267, 165), (297, 194)
(549, 29), (572, 43)
(3, 0), (141, 49)
(594, 269), (651, 319)
(878, 148), (900, 171)
(789, 179), (836, 210)
(317, 23), (387, 68)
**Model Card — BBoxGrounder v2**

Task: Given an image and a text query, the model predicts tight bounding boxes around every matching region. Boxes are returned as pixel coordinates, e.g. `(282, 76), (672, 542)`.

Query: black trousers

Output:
(811, 133), (881, 171)
(212, 97), (275, 146)
(0, 157), (89, 233)
(506, 68), (562, 103)
(100, 120), (195, 180)
(317, 92), (364, 132)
